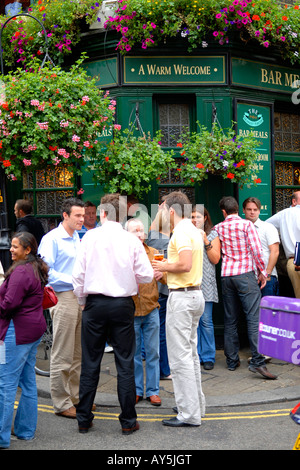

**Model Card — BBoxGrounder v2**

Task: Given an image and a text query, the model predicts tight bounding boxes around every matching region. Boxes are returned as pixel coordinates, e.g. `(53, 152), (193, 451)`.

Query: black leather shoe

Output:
(227, 361), (240, 371)
(162, 417), (199, 427)
(203, 362), (214, 370)
(249, 365), (277, 380)
(122, 422), (140, 435)
(78, 422), (93, 434)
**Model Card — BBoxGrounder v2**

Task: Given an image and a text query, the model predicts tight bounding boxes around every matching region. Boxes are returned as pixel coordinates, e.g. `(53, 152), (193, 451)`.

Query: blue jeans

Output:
(134, 308), (160, 397)
(221, 272), (266, 369)
(0, 321), (41, 448)
(197, 301), (216, 363)
(158, 294), (171, 378)
(261, 275), (279, 297)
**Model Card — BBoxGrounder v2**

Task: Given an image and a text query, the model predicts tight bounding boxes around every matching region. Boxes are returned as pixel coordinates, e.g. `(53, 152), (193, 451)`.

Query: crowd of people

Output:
(0, 189), (299, 447)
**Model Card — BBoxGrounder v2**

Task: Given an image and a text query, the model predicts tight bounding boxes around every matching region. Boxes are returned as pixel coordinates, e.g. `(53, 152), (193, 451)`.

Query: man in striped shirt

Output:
(214, 196), (277, 380)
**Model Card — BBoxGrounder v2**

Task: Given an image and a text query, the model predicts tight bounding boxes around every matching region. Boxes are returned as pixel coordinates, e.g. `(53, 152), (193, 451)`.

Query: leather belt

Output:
(169, 286), (201, 292)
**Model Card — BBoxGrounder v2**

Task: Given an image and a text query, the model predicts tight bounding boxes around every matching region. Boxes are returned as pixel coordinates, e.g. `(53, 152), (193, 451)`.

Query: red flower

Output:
(105, 156), (109, 162)
(252, 14), (260, 20)
(2, 160), (11, 167)
(227, 172), (235, 179)
(2, 103), (9, 110)
(196, 163), (204, 169)
(254, 178), (261, 183)
(49, 146), (58, 151)
(176, 143), (183, 148)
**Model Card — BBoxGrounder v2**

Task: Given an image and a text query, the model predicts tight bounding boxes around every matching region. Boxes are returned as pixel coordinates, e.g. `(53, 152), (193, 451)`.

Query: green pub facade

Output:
(5, 10), (300, 337)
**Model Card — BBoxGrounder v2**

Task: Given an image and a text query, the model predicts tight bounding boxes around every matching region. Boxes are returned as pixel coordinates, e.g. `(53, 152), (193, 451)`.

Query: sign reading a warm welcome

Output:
(123, 56), (226, 85)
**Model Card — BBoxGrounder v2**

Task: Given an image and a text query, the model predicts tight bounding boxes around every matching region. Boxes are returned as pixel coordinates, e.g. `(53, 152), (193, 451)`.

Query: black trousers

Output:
(76, 294), (136, 429)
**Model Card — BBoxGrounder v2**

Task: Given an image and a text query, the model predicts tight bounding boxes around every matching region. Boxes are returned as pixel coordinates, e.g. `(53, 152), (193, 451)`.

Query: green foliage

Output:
(0, 54), (115, 180)
(175, 122), (261, 187)
(0, 0), (100, 68)
(105, 0), (300, 64)
(92, 128), (176, 197)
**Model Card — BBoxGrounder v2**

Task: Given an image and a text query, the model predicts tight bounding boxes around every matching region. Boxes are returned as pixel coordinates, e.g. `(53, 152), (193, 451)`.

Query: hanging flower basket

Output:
(92, 127), (176, 197)
(0, 54), (116, 181)
(175, 122), (261, 187)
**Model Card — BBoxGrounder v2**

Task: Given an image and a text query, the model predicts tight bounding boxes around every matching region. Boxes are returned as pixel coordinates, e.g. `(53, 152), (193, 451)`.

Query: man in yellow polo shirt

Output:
(152, 191), (205, 428)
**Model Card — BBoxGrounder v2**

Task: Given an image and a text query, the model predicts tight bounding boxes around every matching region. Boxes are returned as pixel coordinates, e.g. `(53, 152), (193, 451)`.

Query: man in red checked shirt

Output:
(214, 196), (277, 380)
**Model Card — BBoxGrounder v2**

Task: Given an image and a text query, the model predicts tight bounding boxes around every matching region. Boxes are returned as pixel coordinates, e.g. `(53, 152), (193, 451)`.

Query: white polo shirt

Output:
(254, 218), (280, 277)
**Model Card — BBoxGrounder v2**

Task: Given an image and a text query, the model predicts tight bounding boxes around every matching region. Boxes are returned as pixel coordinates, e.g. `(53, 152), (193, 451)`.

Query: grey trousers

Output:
(166, 289), (205, 425)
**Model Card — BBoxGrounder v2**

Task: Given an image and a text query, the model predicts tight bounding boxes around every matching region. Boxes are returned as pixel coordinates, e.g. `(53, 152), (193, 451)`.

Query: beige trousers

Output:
(50, 290), (82, 413)
(166, 289), (205, 425)
(287, 258), (300, 298)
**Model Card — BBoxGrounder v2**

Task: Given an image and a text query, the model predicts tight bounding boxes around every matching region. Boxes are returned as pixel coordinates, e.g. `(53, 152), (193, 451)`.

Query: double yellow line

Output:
(30, 403), (292, 422)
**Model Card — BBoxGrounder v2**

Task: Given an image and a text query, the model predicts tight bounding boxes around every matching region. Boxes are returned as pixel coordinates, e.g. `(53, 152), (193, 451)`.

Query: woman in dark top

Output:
(0, 232), (49, 449)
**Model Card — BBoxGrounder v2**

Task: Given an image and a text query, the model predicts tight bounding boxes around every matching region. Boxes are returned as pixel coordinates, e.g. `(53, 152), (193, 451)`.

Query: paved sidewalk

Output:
(36, 347), (300, 410)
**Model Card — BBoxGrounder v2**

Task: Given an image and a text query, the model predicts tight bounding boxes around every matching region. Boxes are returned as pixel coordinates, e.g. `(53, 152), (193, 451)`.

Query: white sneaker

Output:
(105, 345), (113, 353)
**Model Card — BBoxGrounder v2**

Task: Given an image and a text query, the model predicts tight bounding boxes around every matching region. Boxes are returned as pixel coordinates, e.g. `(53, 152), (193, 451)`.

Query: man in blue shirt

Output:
(38, 198), (85, 418)
(77, 201), (98, 240)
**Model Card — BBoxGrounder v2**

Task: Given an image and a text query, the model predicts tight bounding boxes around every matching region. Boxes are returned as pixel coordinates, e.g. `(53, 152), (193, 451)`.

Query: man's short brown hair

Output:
(164, 191), (192, 218)
(100, 193), (127, 223)
(242, 197), (261, 210)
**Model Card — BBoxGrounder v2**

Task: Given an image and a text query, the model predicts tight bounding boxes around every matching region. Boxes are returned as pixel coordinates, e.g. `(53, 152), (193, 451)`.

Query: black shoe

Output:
(203, 362), (214, 370)
(227, 361), (240, 371)
(122, 422), (140, 435)
(162, 417), (199, 427)
(78, 422), (93, 434)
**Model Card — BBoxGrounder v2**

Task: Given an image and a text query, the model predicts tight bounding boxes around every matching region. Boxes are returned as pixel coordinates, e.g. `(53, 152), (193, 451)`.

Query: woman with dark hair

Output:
(191, 206), (220, 371)
(0, 232), (49, 449)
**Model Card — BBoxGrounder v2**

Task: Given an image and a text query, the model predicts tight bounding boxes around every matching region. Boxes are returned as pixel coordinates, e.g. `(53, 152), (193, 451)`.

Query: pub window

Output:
(274, 111), (300, 211)
(154, 95), (196, 204)
(22, 165), (75, 233)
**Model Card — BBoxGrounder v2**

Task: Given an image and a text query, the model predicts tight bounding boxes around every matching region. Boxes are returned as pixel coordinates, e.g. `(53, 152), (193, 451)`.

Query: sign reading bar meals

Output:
(232, 57), (300, 93)
(123, 56), (226, 85)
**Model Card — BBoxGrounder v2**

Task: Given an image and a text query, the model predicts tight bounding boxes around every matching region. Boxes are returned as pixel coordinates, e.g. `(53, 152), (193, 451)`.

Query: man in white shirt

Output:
(266, 191), (300, 298)
(38, 198), (85, 419)
(72, 193), (154, 435)
(243, 197), (280, 297)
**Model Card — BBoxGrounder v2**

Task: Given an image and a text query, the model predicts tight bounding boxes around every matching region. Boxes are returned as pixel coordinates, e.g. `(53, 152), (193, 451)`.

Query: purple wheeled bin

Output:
(258, 296), (300, 365)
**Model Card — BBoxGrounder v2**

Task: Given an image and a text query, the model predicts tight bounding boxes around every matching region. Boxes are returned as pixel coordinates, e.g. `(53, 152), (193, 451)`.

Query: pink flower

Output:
(77, 188), (84, 195)
(53, 157), (61, 166)
(82, 95), (89, 102)
(30, 99), (39, 106)
(23, 159), (32, 166)
(114, 124), (121, 130)
(37, 122), (49, 130)
(72, 135), (80, 142)
(83, 141), (90, 147)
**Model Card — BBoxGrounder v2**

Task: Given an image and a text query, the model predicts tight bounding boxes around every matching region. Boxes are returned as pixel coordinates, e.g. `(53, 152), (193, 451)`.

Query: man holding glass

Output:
(152, 191), (205, 428)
